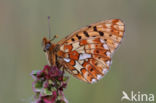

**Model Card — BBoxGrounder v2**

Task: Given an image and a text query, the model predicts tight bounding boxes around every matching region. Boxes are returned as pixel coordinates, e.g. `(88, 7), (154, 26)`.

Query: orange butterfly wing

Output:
(57, 19), (125, 83)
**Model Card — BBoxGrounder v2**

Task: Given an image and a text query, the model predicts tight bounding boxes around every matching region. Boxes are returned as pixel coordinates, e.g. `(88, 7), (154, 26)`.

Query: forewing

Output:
(57, 19), (125, 83)
(58, 19), (124, 52)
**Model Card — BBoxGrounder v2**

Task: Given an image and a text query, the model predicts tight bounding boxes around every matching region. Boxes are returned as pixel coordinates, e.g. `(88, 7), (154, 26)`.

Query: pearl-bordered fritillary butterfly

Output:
(42, 19), (125, 83)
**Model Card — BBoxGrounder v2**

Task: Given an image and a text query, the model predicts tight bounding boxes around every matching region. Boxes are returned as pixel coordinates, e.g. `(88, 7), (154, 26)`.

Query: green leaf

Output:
(35, 81), (43, 89)
(63, 76), (69, 81)
(51, 86), (57, 91)
(43, 88), (52, 95)
(48, 80), (53, 84)
(56, 100), (65, 103)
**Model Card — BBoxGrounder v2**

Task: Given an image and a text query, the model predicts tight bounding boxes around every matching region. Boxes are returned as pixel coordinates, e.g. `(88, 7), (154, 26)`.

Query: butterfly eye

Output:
(44, 43), (51, 52)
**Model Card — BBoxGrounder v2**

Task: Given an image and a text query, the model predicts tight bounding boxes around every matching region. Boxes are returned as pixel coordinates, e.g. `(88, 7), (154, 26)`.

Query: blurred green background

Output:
(0, 0), (156, 103)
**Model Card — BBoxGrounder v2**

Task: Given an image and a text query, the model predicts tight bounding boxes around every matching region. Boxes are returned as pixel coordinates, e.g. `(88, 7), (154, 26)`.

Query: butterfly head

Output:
(42, 35), (57, 51)
(42, 37), (58, 66)
(42, 37), (51, 52)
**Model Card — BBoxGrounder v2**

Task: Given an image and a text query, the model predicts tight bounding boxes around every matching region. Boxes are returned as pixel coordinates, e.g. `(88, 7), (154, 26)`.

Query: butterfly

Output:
(42, 19), (125, 83)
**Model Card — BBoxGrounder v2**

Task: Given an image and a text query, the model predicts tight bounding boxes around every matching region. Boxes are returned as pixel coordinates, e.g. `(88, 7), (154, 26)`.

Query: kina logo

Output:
(121, 91), (155, 102)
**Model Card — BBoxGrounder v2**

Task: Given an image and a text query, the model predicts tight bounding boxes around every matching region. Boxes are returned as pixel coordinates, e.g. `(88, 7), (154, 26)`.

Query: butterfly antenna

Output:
(48, 16), (58, 41)
(48, 16), (51, 40)
(50, 35), (57, 41)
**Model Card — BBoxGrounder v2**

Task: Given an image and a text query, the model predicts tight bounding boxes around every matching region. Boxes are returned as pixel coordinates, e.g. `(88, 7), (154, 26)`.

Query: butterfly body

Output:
(42, 19), (125, 84)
